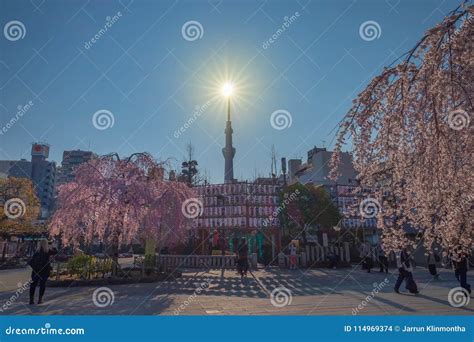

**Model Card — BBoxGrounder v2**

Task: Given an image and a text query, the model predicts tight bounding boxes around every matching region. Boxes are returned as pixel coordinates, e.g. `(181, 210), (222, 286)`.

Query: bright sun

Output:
(221, 82), (234, 97)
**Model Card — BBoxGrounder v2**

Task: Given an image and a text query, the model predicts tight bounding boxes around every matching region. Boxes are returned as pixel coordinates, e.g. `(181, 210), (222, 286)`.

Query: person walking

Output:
(236, 238), (249, 279)
(427, 251), (440, 280)
(327, 251), (338, 269)
(360, 242), (373, 273)
(378, 246), (388, 273)
(394, 248), (419, 294)
(453, 253), (471, 295)
(289, 242), (297, 270)
(28, 240), (57, 305)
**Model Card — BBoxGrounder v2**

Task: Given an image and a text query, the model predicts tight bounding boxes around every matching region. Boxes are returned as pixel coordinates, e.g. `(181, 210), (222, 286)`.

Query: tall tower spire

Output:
(222, 97), (235, 183)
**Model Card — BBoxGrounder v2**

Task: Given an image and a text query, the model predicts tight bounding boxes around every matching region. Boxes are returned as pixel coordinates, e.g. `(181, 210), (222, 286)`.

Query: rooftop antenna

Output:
(271, 145), (277, 178)
(281, 157), (287, 186)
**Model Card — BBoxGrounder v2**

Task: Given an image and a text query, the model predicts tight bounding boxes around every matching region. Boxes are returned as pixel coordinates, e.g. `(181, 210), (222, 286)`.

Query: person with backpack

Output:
(394, 248), (419, 295)
(28, 240), (57, 305)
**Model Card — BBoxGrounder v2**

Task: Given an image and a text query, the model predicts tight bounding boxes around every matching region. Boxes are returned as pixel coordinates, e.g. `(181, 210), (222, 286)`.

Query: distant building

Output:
(0, 159), (32, 180)
(291, 146), (356, 186)
(30, 143), (56, 218)
(284, 146), (377, 243)
(57, 150), (95, 185)
(194, 178), (281, 261)
(0, 143), (56, 218)
(287, 159), (302, 183)
(335, 183), (377, 231)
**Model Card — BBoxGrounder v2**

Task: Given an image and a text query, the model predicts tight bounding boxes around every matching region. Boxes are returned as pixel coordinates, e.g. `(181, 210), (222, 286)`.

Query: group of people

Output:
(359, 242), (471, 297)
(359, 242), (388, 274)
(24, 238), (472, 305)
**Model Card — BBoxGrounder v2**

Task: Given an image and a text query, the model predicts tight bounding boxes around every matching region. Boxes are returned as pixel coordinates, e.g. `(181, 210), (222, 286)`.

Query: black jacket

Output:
(29, 249), (57, 277)
(453, 257), (468, 272)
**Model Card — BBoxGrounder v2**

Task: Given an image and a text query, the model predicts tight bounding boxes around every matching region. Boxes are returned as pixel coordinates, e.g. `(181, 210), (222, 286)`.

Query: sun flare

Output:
(222, 82), (234, 97)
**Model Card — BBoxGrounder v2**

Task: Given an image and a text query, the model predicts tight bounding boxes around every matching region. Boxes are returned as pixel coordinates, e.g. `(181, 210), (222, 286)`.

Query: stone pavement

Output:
(0, 266), (472, 315)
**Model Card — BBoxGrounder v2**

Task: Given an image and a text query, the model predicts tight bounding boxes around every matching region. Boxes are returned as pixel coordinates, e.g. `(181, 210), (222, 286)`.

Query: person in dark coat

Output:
(327, 251), (338, 269)
(453, 253), (471, 295)
(378, 246), (389, 273)
(360, 242), (373, 273)
(236, 239), (249, 278)
(427, 251), (440, 280)
(394, 248), (419, 294)
(28, 240), (57, 305)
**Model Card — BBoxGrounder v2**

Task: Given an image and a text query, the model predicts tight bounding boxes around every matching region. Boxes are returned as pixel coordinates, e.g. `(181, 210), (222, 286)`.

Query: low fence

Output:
(154, 246), (350, 270)
(278, 243), (351, 268)
(155, 254), (258, 270)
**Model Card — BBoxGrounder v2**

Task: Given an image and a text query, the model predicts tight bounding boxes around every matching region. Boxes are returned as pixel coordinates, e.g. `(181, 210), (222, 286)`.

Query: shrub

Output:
(66, 254), (113, 279)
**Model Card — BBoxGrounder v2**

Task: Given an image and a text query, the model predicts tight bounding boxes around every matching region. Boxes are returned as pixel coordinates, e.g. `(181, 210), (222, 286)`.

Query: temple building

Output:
(193, 178), (281, 263)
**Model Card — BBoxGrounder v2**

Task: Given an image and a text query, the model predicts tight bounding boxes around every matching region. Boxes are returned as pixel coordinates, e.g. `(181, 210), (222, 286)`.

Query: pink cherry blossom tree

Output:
(330, 4), (473, 261)
(50, 153), (196, 274)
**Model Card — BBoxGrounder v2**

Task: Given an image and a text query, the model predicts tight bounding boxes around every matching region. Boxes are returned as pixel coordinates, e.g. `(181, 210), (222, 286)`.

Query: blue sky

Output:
(0, 0), (462, 183)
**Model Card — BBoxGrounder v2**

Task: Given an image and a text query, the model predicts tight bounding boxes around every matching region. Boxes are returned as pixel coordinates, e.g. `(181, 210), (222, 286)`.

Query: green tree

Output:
(279, 183), (341, 246)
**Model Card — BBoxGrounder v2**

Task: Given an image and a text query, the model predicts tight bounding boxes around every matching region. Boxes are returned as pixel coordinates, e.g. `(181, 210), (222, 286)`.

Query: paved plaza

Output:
(0, 266), (472, 316)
